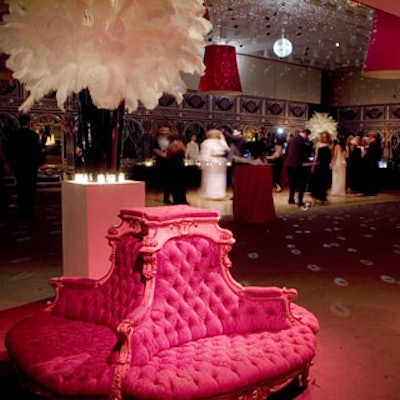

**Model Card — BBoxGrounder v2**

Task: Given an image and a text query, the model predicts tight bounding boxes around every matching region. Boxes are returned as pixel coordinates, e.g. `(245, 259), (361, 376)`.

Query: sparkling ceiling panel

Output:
(206, 0), (373, 70)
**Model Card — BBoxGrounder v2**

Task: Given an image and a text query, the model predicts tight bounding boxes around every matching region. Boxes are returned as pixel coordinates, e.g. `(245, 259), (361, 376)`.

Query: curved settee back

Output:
(129, 235), (293, 366)
(50, 234), (145, 330)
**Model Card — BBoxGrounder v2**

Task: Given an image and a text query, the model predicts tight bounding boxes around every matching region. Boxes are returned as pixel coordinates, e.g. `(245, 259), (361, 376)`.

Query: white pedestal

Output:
(61, 180), (145, 279)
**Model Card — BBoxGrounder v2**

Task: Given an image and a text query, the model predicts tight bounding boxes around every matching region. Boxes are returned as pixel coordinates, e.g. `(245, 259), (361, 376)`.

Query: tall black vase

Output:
(76, 89), (124, 173)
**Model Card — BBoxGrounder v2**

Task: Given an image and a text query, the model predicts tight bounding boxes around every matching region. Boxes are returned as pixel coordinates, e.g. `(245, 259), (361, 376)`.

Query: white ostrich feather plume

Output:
(305, 112), (338, 141)
(0, 0), (212, 113)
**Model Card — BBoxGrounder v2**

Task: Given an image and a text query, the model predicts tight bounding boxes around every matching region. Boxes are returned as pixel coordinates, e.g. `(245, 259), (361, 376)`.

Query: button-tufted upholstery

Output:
(5, 205), (319, 399)
(50, 235), (144, 329)
(121, 236), (318, 399)
(5, 233), (144, 398)
(114, 205), (319, 400)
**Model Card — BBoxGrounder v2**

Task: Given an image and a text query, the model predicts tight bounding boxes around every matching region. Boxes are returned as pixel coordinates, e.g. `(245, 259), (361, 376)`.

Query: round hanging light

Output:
(273, 37), (293, 58)
(273, 29), (293, 59)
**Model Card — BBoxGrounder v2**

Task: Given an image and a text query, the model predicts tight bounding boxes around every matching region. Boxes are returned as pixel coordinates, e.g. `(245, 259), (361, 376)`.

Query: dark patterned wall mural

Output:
(1, 79), (400, 170)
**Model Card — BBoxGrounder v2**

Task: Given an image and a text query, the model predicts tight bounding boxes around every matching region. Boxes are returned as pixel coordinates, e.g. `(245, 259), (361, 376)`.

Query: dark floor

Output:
(1, 186), (400, 399)
(222, 198), (400, 400)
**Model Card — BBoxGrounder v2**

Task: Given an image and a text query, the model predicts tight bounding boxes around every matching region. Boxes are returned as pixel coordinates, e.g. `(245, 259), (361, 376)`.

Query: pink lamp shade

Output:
(198, 44), (242, 95)
(363, 9), (400, 79)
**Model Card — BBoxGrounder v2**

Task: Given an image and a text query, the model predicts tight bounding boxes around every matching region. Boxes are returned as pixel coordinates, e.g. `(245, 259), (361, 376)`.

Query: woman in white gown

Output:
(330, 137), (348, 196)
(199, 129), (230, 200)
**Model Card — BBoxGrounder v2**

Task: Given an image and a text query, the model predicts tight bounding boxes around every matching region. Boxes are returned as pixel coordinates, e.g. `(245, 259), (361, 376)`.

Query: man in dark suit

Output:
(362, 131), (381, 196)
(7, 114), (41, 218)
(285, 128), (312, 207)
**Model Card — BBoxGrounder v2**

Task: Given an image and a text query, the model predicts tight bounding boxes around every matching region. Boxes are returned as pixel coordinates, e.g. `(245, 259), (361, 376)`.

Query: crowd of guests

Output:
(154, 126), (232, 204)
(0, 118), (384, 220)
(152, 123), (383, 208)
(285, 129), (382, 208)
(153, 125), (288, 205)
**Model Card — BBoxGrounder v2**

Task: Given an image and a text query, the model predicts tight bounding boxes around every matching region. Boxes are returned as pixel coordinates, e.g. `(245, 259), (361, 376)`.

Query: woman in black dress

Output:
(165, 138), (188, 205)
(267, 134), (285, 192)
(311, 132), (333, 204)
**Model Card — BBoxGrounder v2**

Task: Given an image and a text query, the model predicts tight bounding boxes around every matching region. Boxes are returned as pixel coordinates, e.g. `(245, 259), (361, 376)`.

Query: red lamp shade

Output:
(0, 53), (13, 80)
(363, 9), (400, 79)
(198, 44), (242, 95)
(0, 2), (12, 80)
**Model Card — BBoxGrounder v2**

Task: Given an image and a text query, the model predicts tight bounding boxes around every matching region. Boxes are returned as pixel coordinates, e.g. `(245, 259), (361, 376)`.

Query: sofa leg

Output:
(299, 362), (311, 388)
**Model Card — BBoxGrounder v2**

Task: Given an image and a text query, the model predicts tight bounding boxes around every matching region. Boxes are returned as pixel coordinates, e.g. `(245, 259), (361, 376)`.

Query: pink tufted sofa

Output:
(5, 205), (319, 399)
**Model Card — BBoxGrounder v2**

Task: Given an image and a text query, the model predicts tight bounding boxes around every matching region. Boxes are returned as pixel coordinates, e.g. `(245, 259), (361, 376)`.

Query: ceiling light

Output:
(198, 44), (243, 95)
(273, 29), (293, 58)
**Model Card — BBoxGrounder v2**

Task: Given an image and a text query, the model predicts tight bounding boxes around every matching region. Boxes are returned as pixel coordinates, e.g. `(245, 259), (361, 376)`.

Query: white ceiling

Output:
(206, 0), (374, 71)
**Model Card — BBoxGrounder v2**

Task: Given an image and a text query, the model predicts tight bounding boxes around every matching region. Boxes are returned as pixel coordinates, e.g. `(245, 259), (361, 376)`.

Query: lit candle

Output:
(118, 172), (125, 182)
(75, 173), (88, 183)
(97, 174), (105, 183)
(106, 173), (116, 183)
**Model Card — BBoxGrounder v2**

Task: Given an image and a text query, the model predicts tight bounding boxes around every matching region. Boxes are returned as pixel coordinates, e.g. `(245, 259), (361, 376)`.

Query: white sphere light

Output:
(273, 37), (293, 58)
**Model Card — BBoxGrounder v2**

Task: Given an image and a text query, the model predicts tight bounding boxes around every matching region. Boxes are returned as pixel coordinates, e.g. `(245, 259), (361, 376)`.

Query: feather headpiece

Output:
(305, 112), (338, 142)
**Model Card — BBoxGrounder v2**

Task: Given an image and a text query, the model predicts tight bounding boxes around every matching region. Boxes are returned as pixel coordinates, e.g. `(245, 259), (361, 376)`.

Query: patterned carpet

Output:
(0, 187), (400, 399)
(221, 199), (400, 400)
